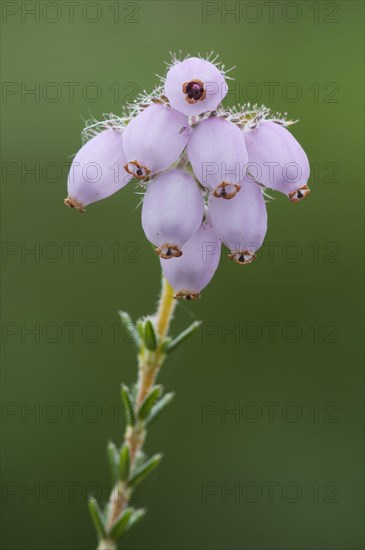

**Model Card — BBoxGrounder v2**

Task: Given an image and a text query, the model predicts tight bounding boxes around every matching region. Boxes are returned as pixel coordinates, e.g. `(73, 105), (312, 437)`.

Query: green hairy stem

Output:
(89, 275), (200, 549)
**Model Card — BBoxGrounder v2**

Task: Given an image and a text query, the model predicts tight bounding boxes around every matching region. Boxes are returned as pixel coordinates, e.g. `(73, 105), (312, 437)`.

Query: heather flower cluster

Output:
(65, 54), (311, 300)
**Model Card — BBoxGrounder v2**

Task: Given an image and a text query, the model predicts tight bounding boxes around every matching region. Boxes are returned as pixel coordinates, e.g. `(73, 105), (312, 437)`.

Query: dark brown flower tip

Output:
(182, 79), (206, 104)
(228, 250), (256, 265)
(155, 244), (183, 259)
(174, 290), (201, 301)
(124, 160), (151, 180)
(213, 182), (241, 200)
(64, 197), (85, 213)
(289, 185), (311, 203)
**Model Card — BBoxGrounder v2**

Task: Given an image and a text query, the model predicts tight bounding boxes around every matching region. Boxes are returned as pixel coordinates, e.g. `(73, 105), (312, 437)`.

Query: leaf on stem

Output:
(136, 319), (144, 340)
(109, 507), (134, 540)
(107, 441), (119, 485)
(118, 311), (139, 345)
(143, 319), (158, 351)
(146, 392), (175, 426)
(119, 445), (130, 482)
(121, 385), (137, 425)
(166, 321), (202, 353)
(88, 498), (106, 540)
(129, 454), (163, 485)
(138, 386), (162, 420)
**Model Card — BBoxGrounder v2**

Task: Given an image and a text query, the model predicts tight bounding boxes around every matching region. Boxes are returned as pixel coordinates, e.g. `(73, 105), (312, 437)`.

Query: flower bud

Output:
(141, 169), (204, 259)
(64, 129), (130, 212)
(187, 117), (248, 199)
(123, 104), (190, 179)
(160, 215), (221, 300)
(244, 120), (310, 202)
(208, 180), (267, 264)
(164, 57), (227, 116)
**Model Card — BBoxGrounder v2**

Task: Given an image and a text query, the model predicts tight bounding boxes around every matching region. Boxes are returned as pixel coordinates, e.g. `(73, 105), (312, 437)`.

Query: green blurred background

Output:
(1, 1), (364, 549)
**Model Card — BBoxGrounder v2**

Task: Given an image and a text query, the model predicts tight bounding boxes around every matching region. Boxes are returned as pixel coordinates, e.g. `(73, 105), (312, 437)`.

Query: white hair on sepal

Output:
(126, 84), (168, 119)
(81, 113), (127, 143)
(164, 51), (235, 80)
